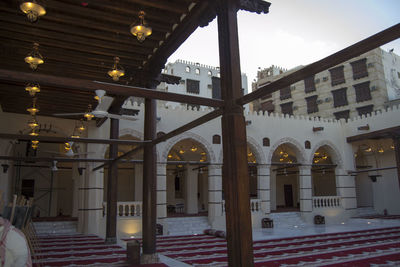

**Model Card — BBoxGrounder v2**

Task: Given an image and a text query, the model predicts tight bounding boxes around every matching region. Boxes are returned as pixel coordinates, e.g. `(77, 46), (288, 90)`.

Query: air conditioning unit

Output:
(323, 77), (329, 82)
(370, 86), (377, 91)
(316, 99), (323, 104)
(291, 85), (296, 91)
(367, 63), (374, 68)
(293, 106), (298, 110)
(315, 78), (320, 84)
(180, 80), (185, 84)
(325, 97), (331, 102)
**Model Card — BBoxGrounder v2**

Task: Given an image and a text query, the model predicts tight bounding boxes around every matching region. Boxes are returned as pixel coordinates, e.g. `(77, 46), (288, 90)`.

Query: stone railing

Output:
(312, 196), (341, 209)
(102, 201), (143, 217)
(222, 199), (262, 214)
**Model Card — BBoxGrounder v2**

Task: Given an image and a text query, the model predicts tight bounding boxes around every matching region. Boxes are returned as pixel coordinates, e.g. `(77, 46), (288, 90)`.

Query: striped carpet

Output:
(127, 226), (400, 266)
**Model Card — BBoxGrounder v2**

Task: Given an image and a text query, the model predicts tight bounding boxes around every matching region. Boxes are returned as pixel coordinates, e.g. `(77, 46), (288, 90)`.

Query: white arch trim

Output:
(267, 137), (307, 164)
(309, 140), (343, 169)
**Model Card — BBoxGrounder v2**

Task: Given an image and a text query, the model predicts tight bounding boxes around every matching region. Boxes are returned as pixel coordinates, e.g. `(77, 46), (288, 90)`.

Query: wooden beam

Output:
(217, 1), (254, 266)
(239, 23), (400, 105)
(106, 118), (119, 244)
(0, 156), (110, 163)
(346, 126), (400, 143)
(0, 133), (149, 145)
(0, 69), (224, 108)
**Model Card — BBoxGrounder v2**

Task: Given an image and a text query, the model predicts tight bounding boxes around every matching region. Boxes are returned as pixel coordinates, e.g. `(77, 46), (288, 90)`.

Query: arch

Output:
(119, 128), (143, 140)
(267, 137), (307, 164)
(161, 131), (216, 163)
(309, 140), (343, 168)
(247, 136), (267, 164)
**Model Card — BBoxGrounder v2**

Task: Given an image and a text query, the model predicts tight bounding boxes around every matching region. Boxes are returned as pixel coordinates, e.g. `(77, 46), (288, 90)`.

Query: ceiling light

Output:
(130, 11), (152, 42)
(107, 57), (125, 81)
(78, 119), (85, 132)
(84, 104), (94, 120)
(29, 129), (38, 136)
(20, 0), (46, 23)
(94, 89), (106, 102)
(71, 134), (80, 138)
(191, 146), (197, 152)
(378, 148), (384, 153)
(390, 145), (395, 150)
(179, 148), (185, 154)
(27, 116), (39, 129)
(31, 140), (39, 149)
(25, 83), (40, 96)
(25, 43), (44, 70)
(365, 147), (372, 152)
(27, 97), (39, 115)
(168, 154), (173, 159)
(31, 143), (38, 150)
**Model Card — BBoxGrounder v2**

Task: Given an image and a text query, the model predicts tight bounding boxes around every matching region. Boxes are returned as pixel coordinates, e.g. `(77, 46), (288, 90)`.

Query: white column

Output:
(134, 164), (143, 201)
(208, 165), (223, 219)
(257, 165), (270, 215)
(71, 163), (80, 218)
(185, 164), (198, 214)
(80, 162), (104, 235)
(299, 166), (312, 212)
(270, 168), (277, 211)
(336, 168), (357, 210)
(157, 163), (167, 219)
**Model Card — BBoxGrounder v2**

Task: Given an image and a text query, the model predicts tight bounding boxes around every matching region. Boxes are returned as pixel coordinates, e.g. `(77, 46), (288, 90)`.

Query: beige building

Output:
(253, 48), (400, 120)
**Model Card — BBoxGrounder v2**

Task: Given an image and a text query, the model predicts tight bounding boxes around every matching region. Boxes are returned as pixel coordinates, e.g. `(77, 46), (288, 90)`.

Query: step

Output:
(33, 221), (78, 235)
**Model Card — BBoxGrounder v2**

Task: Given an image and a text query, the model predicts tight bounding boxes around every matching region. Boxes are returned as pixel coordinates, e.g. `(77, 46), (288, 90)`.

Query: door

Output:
(284, 184), (293, 207)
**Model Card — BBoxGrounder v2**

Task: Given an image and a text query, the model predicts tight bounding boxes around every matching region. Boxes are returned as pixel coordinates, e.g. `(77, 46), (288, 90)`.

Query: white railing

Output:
(222, 199), (262, 214)
(102, 201), (143, 217)
(312, 196), (341, 209)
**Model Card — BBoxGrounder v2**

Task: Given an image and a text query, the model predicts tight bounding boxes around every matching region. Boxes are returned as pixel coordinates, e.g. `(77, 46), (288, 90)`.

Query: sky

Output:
(167, 0), (400, 91)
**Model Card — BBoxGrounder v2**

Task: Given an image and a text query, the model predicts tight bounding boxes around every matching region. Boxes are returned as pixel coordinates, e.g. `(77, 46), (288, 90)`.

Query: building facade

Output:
(252, 48), (400, 120)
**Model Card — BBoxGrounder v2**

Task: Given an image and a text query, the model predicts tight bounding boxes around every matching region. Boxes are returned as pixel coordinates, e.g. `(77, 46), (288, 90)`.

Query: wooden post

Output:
(142, 97), (157, 258)
(216, 0), (254, 266)
(393, 136), (400, 190)
(106, 118), (119, 244)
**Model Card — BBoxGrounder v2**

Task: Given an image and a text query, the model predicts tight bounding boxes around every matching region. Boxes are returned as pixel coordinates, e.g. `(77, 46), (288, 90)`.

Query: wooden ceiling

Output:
(0, 0), (204, 118)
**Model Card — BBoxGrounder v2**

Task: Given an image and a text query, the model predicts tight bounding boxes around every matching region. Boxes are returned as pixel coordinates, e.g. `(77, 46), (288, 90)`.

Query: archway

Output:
(311, 145), (337, 196)
(166, 138), (209, 216)
(271, 143), (301, 211)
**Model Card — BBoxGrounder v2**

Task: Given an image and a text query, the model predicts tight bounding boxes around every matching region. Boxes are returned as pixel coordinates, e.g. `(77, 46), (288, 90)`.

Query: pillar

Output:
(393, 136), (400, 190)
(257, 165), (270, 214)
(299, 166), (312, 213)
(157, 163), (167, 219)
(185, 164), (198, 214)
(270, 168), (276, 211)
(134, 164), (143, 201)
(208, 165), (222, 220)
(336, 168), (357, 210)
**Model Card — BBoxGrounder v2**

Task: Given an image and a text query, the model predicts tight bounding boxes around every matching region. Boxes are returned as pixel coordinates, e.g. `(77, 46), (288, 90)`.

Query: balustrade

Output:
(312, 196), (341, 209)
(102, 201), (142, 217)
(222, 199), (261, 214)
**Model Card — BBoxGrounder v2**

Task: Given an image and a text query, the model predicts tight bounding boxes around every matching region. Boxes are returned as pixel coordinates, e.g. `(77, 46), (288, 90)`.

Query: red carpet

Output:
(33, 234), (167, 267)
(138, 226), (400, 266)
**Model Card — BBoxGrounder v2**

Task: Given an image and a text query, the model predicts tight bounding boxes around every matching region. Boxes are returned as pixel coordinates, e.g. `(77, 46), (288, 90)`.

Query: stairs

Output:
(163, 216), (211, 236)
(33, 220), (78, 235)
(268, 212), (306, 228)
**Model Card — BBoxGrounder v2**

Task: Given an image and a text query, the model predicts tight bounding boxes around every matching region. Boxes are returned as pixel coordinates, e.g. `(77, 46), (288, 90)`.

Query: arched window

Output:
(305, 140), (311, 149)
(185, 66), (190, 73)
(262, 137), (270, 147)
(212, 134), (221, 144)
(195, 68), (200, 75)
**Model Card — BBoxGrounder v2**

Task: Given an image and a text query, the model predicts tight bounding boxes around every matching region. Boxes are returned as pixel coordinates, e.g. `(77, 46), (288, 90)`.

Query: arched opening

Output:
(247, 144), (257, 199)
(311, 146), (337, 196)
(271, 143), (300, 212)
(166, 139), (209, 216)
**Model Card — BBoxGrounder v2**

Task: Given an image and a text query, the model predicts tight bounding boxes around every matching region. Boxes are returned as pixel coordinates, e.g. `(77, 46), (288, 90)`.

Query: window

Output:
(261, 93), (272, 100)
(305, 141), (311, 149)
(304, 75), (316, 93)
(305, 95), (318, 114)
(195, 68), (200, 75)
(280, 86), (291, 100)
(357, 105), (374, 116)
(333, 110), (350, 121)
(354, 81), (371, 103)
(262, 138), (270, 147)
(259, 100), (274, 114)
(329, 65), (345, 86)
(186, 79), (200, 94)
(280, 102), (293, 115)
(171, 69), (174, 75)
(208, 70), (212, 76)
(185, 66), (190, 73)
(332, 88), (348, 107)
(211, 76), (221, 99)
(212, 134), (221, 144)
(350, 58), (368, 80)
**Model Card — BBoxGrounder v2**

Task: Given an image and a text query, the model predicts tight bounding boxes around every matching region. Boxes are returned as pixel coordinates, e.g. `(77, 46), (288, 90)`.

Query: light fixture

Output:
(168, 154), (173, 159)
(279, 158), (284, 162)
(64, 142), (71, 151)
(391, 144), (395, 150)
(179, 148), (185, 154)
(247, 151), (253, 157)
(107, 57), (125, 81)
(31, 140), (39, 149)
(322, 155), (328, 160)
(25, 83), (40, 96)
(78, 119), (85, 132)
(314, 152), (320, 156)
(283, 153), (289, 158)
(27, 97), (39, 115)
(25, 43), (44, 70)
(20, 0), (46, 23)
(378, 147), (384, 153)
(84, 104), (94, 120)
(27, 116), (39, 129)
(191, 146), (197, 152)
(29, 129), (39, 136)
(130, 11), (152, 42)
(70, 134), (80, 138)
(94, 89), (106, 102)
(365, 147), (372, 153)
(200, 152), (206, 156)
(31, 143), (39, 150)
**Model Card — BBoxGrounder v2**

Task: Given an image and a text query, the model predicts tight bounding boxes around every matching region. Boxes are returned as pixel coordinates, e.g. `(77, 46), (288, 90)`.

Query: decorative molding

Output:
(247, 135), (267, 164)
(160, 73), (181, 85)
(239, 0), (271, 14)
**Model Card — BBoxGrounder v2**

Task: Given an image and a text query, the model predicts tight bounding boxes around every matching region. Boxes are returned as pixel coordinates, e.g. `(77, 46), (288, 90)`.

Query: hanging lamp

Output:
(84, 104), (94, 121)
(130, 11), (152, 42)
(25, 83), (40, 96)
(78, 119), (85, 132)
(107, 57), (125, 81)
(29, 129), (39, 136)
(27, 97), (39, 115)
(25, 43), (44, 70)
(20, 0), (46, 23)
(27, 115), (39, 129)
(31, 140), (39, 150)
